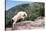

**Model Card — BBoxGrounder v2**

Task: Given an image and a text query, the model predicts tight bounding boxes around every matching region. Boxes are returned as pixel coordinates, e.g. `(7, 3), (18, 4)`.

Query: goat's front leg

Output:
(12, 21), (16, 30)
(22, 17), (24, 20)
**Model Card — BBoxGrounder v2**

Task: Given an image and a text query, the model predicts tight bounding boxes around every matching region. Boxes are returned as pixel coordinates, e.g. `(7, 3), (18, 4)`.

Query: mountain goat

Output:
(12, 11), (27, 28)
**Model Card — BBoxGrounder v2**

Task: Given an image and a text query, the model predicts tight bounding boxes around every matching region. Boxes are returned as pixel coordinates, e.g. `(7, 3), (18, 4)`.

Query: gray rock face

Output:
(12, 17), (44, 30)
(6, 17), (45, 31)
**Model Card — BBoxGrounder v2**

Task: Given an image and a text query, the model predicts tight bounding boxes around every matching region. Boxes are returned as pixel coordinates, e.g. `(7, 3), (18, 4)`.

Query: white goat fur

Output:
(12, 11), (27, 28)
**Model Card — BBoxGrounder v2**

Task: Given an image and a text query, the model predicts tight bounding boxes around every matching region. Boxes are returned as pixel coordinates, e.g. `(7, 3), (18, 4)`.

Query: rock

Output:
(6, 17), (45, 30)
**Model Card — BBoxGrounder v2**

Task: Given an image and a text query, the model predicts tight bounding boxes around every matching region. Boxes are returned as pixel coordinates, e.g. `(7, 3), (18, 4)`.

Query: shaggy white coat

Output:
(12, 11), (27, 28)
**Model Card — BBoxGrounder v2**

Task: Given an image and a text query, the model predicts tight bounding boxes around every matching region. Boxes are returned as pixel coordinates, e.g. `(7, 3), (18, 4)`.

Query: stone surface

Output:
(6, 17), (45, 31)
